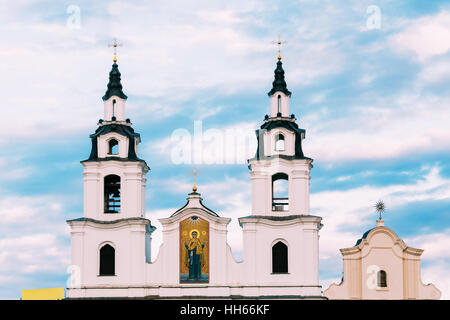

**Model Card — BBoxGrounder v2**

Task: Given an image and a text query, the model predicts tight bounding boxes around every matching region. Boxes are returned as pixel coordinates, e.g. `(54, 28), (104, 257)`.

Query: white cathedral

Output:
(66, 53), (441, 300)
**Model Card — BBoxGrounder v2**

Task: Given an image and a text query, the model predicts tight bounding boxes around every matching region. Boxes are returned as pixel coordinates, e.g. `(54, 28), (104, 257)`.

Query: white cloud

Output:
(0, 0), (348, 143)
(309, 92), (328, 104)
(421, 261), (450, 299)
(389, 11), (450, 62)
(0, 195), (68, 225)
(304, 93), (450, 162)
(143, 121), (258, 165)
(196, 105), (223, 121)
(0, 158), (34, 181)
(359, 73), (377, 86)
(0, 233), (69, 275)
(0, 193), (78, 298)
(196, 10), (245, 25)
(405, 230), (450, 261)
(418, 58), (450, 85)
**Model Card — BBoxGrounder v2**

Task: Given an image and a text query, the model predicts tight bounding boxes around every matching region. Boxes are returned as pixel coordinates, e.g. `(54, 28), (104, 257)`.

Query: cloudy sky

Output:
(1, 0), (450, 299)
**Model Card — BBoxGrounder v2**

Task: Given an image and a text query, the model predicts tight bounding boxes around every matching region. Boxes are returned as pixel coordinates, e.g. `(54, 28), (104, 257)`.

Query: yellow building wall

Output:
(22, 288), (65, 300)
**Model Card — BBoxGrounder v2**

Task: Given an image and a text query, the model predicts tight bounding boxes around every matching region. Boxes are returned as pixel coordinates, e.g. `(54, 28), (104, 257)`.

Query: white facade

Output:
(104, 96), (126, 121)
(250, 158), (312, 217)
(82, 160), (147, 221)
(68, 190), (322, 299)
(66, 59), (324, 299)
(238, 215), (321, 293)
(269, 92), (290, 117)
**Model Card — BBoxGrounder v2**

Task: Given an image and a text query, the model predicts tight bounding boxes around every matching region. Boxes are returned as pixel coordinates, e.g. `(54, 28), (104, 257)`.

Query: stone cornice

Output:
(238, 215), (322, 228)
(159, 208), (231, 229)
(66, 217), (153, 230)
(341, 225), (424, 259)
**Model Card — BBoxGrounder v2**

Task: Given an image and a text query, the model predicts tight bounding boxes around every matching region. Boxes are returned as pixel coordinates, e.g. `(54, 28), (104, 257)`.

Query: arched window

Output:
(277, 95), (281, 113)
(112, 99), (116, 117)
(272, 241), (288, 273)
(272, 173), (288, 211)
(99, 244), (115, 276)
(108, 139), (118, 155)
(275, 134), (285, 151)
(104, 175), (120, 213)
(378, 270), (387, 287)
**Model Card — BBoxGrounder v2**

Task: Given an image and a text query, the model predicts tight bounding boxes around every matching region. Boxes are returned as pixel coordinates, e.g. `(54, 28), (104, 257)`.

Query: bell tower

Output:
(81, 58), (149, 221)
(66, 54), (154, 298)
(248, 55), (312, 217)
(238, 54), (322, 296)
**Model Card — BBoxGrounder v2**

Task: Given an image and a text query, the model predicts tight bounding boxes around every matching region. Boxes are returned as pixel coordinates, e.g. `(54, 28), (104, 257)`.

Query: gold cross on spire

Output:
(271, 35), (287, 60)
(189, 167), (201, 192)
(108, 38), (122, 63)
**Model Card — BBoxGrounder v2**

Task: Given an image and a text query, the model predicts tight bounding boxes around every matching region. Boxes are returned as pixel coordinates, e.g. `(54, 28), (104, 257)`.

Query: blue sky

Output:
(1, 0), (450, 299)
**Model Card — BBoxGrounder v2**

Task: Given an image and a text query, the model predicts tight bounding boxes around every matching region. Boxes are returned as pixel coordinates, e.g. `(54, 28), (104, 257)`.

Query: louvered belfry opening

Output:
(104, 174), (120, 213)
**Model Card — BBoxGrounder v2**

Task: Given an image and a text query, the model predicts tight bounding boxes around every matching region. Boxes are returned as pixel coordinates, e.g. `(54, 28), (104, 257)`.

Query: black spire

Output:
(267, 58), (291, 97)
(102, 62), (128, 101)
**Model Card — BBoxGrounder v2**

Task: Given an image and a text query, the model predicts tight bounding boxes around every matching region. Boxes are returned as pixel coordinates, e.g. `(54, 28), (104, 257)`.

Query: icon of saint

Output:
(184, 230), (205, 280)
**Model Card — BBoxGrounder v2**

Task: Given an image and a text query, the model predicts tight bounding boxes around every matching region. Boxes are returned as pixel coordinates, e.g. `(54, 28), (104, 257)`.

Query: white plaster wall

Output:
(97, 132), (129, 159)
(250, 159), (312, 216)
(262, 128), (295, 157)
(269, 92), (290, 117)
(240, 217), (321, 290)
(104, 96), (126, 121)
(361, 247), (403, 299)
(67, 211), (324, 299)
(66, 219), (148, 298)
(82, 161), (147, 220)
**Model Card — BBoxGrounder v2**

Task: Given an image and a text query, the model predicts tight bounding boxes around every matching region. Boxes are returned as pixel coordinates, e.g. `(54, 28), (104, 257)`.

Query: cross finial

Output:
(271, 35), (287, 60)
(189, 167), (201, 192)
(108, 38), (122, 63)
(374, 200), (386, 220)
